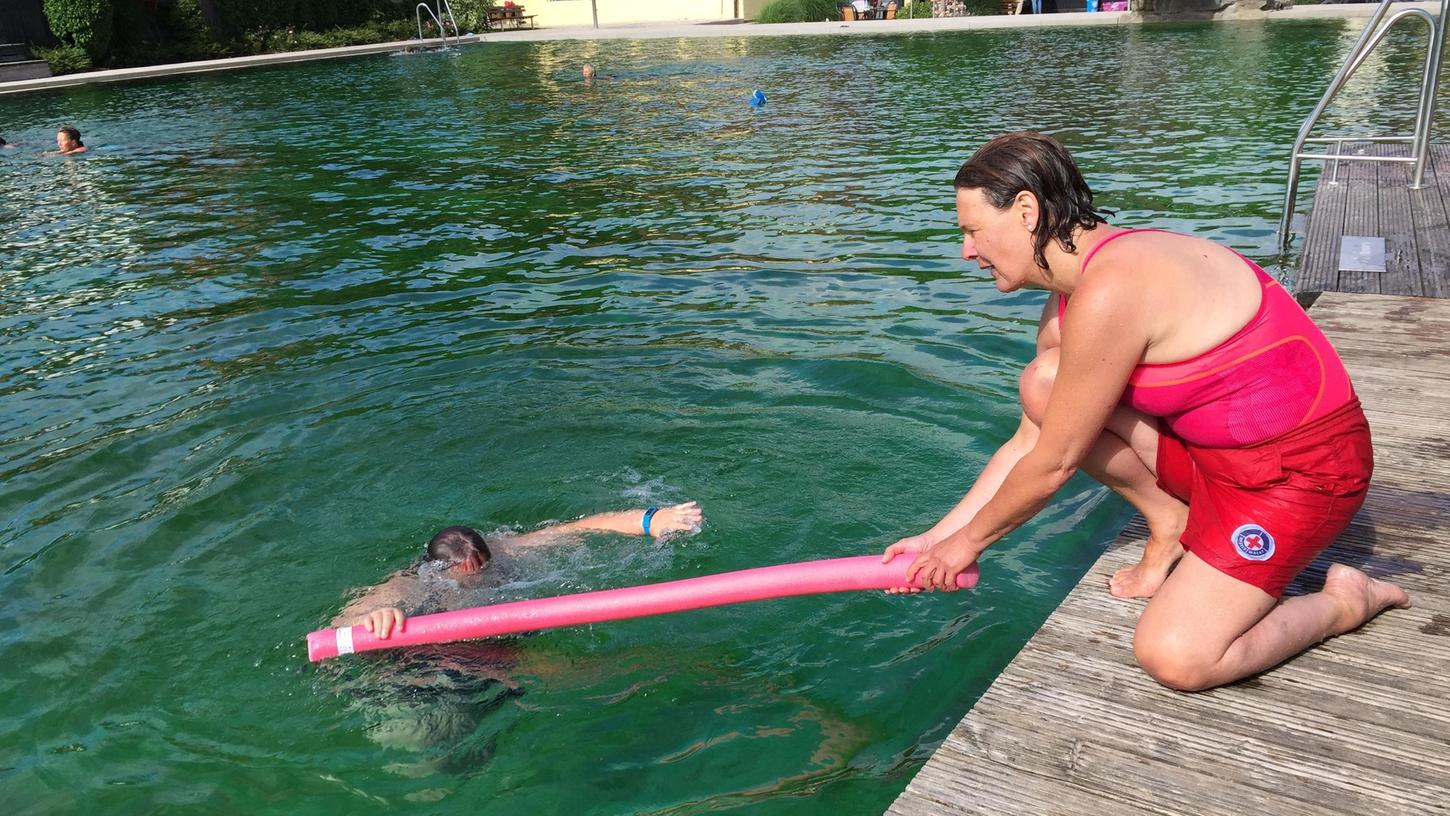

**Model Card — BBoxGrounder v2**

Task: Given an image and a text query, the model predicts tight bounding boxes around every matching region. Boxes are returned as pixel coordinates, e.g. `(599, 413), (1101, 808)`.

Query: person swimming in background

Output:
(0, 136), (15, 150)
(48, 126), (87, 155)
(581, 63), (617, 85)
(336, 501), (703, 638)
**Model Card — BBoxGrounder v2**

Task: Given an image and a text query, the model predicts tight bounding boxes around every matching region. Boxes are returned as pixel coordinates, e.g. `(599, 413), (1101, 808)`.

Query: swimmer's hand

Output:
(650, 501), (703, 538)
(905, 534), (981, 593)
(881, 534), (935, 594)
(360, 607), (406, 640)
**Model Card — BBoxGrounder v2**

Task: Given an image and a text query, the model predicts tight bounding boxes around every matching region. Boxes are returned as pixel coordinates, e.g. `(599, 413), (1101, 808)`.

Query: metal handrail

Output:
(416, 2), (452, 47)
(438, 0), (462, 38)
(1277, 0), (1450, 245)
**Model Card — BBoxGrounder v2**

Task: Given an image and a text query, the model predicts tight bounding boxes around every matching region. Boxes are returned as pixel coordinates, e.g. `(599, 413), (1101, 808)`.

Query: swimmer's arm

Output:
(501, 501), (703, 548)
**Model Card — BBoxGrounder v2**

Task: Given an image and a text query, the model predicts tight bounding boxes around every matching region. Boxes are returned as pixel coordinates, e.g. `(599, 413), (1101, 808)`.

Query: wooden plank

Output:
(890, 294), (1450, 816)
(990, 640), (1450, 790)
(1374, 143), (1421, 296)
(1409, 146), (1450, 298)
(1422, 145), (1450, 298)
(1314, 292), (1450, 332)
(1339, 143), (1381, 294)
(1297, 161), (1346, 297)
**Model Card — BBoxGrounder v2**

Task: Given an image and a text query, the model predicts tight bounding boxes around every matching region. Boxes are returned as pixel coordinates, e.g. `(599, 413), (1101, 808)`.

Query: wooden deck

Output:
(1297, 141), (1450, 299)
(887, 293), (1450, 816)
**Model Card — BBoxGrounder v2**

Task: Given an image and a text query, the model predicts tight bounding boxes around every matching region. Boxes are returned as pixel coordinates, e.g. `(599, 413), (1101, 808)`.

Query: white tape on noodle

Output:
(336, 627), (354, 656)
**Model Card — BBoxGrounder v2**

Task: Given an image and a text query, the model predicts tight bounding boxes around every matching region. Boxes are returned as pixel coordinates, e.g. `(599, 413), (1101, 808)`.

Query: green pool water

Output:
(0, 19), (1436, 814)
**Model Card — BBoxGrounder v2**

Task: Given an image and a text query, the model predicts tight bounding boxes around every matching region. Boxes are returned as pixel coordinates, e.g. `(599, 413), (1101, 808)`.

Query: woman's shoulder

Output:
(1069, 232), (1200, 325)
(1083, 229), (1230, 294)
(1088, 228), (1197, 264)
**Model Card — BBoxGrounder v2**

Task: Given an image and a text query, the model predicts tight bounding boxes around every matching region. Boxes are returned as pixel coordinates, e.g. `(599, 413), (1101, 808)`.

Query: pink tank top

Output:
(1058, 229), (1355, 448)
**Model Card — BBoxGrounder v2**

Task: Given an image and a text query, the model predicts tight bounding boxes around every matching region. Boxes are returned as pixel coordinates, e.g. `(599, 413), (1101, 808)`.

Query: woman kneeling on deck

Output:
(884, 131), (1409, 692)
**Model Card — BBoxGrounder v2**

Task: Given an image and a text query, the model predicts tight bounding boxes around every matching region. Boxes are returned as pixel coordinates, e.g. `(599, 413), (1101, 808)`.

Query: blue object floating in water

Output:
(750, 89), (767, 107)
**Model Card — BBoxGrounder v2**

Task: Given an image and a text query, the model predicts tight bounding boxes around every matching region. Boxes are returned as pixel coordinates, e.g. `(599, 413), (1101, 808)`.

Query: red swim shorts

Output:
(1155, 399), (1373, 597)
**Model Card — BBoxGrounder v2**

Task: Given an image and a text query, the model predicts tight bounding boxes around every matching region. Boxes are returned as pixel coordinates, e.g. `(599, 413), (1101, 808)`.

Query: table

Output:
(487, 6), (537, 29)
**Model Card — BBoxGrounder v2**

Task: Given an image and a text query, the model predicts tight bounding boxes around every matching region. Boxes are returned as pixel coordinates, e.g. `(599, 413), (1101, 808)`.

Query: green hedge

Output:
(906, 0), (933, 16)
(42, 0), (114, 61)
(444, 0), (496, 33)
(32, 43), (92, 74)
(207, 0), (403, 38)
(234, 20), (416, 55)
(162, 0), (224, 60)
(756, 0), (839, 23)
(38, 0), (422, 69)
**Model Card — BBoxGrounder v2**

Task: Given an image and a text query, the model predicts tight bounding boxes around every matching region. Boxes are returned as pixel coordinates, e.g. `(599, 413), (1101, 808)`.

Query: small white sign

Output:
(1339, 236), (1386, 273)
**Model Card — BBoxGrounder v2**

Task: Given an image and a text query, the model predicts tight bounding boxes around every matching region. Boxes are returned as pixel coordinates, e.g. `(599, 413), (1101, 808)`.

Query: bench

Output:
(487, 9), (537, 29)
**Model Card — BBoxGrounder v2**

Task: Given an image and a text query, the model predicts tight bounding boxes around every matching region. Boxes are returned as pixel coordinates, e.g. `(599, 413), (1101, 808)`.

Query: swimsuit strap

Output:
(1059, 228), (1173, 320)
(1078, 228), (1169, 275)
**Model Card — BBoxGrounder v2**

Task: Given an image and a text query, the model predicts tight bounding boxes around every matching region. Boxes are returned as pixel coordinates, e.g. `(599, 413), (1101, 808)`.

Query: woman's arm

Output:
(500, 501), (703, 549)
(907, 273), (1152, 590)
(884, 412), (1040, 555)
(881, 295), (1061, 590)
(919, 293), (1066, 545)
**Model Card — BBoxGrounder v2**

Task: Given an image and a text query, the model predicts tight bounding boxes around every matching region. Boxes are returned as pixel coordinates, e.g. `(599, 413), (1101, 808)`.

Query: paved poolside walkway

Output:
(0, 3), (1438, 97)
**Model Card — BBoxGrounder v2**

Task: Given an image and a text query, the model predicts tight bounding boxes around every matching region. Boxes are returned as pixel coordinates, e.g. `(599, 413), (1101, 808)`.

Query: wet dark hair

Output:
(954, 131), (1111, 272)
(426, 526), (491, 564)
(58, 127), (83, 147)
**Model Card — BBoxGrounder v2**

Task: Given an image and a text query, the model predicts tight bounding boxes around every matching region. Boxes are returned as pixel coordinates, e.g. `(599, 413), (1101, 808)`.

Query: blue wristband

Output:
(642, 507), (659, 536)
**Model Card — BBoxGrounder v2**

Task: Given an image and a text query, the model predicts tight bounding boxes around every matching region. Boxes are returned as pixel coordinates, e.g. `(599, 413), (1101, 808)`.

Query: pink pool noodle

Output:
(307, 554), (978, 661)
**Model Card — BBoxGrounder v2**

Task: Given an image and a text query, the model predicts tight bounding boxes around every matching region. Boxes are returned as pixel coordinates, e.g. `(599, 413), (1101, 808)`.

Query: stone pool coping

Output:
(0, 3), (1435, 97)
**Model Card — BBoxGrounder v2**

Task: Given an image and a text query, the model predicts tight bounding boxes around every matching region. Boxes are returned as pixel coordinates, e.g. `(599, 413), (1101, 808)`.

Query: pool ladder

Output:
(416, 0), (462, 47)
(1277, 0), (1450, 245)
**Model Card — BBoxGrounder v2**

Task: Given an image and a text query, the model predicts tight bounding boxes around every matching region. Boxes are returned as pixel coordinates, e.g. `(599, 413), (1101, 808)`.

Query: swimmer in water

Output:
(47, 127), (88, 156)
(328, 501), (702, 776)
(581, 63), (617, 85)
(333, 501), (704, 637)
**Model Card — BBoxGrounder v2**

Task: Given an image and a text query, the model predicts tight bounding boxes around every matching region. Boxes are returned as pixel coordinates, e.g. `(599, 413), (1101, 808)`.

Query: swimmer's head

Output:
(954, 131), (1109, 273)
(426, 526), (491, 573)
(56, 127), (83, 151)
(582, 64), (596, 79)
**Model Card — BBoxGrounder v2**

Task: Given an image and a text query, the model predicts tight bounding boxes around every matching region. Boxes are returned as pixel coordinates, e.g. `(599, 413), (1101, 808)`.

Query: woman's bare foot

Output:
(1322, 563), (1411, 635)
(1109, 503), (1188, 599)
(1109, 538), (1185, 599)
(650, 501), (703, 538)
